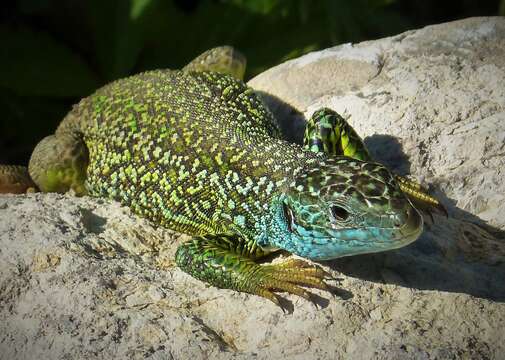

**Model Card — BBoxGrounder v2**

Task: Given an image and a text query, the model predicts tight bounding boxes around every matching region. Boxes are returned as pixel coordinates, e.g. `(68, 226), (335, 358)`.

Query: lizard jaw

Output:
(260, 195), (424, 261)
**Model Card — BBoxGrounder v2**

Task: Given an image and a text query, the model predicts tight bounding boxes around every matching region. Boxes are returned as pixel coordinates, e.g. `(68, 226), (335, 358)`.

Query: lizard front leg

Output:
(175, 234), (329, 305)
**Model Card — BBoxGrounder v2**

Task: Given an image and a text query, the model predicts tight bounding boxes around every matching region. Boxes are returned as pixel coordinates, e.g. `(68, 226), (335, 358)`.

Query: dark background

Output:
(1, 0), (503, 165)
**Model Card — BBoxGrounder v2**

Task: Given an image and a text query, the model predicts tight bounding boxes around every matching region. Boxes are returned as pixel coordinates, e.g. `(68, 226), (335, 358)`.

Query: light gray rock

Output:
(1, 17), (504, 360)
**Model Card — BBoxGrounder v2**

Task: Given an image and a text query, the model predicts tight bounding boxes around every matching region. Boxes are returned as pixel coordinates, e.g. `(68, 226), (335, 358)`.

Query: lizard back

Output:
(58, 70), (319, 236)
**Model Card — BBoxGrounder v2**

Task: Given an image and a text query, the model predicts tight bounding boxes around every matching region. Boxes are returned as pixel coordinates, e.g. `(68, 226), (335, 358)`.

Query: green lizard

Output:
(0, 46), (442, 305)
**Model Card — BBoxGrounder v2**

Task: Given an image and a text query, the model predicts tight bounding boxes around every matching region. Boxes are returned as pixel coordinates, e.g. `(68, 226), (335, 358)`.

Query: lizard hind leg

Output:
(183, 46), (247, 80)
(304, 108), (371, 160)
(175, 234), (330, 306)
(28, 132), (89, 195)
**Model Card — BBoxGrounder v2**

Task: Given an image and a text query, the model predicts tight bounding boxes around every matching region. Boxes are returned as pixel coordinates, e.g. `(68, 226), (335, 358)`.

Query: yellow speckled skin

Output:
(64, 70), (320, 236)
(51, 69), (335, 303)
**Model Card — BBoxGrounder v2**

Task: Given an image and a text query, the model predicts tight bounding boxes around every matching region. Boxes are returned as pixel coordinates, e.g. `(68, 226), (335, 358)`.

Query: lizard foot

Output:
(176, 235), (333, 308)
(251, 258), (331, 306)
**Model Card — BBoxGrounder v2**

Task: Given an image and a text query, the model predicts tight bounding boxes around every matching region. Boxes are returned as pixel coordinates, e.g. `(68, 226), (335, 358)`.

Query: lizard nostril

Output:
(392, 214), (404, 228)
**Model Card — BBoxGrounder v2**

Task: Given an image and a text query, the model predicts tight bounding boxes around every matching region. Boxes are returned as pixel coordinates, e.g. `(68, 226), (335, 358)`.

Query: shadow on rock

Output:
(260, 91), (505, 303)
(326, 210), (505, 302)
(364, 134), (412, 175)
(255, 90), (307, 145)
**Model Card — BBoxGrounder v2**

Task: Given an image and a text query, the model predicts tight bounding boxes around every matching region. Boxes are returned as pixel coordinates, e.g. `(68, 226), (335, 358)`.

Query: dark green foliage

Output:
(0, 26), (99, 97)
(0, 0), (500, 164)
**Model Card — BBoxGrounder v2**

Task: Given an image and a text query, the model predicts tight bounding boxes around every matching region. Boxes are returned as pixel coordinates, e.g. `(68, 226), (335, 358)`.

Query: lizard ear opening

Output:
(282, 202), (295, 233)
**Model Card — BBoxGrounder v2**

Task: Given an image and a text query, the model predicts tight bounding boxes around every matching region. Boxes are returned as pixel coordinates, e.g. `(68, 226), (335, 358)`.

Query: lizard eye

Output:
(330, 205), (349, 221)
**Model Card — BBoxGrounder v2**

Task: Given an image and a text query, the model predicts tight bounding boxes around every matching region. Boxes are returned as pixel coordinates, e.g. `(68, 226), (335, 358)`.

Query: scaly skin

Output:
(0, 47), (429, 305)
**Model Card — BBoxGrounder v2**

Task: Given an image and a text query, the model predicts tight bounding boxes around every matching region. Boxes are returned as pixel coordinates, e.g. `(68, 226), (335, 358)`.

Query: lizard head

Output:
(265, 158), (423, 260)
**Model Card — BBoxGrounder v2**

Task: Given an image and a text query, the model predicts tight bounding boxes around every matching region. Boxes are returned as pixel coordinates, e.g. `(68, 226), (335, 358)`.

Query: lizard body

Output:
(1, 47), (432, 304)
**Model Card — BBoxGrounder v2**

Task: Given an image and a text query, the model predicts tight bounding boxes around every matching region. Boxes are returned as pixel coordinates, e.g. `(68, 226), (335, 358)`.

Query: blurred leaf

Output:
(131, 0), (152, 19)
(280, 44), (319, 63)
(0, 26), (100, 97)
(222, 0), (281, 14)
(110, 0), (410, 78)
(0, 89), (70, 164)
(87, 0), (159, 80)
(17, 0), (53, 14)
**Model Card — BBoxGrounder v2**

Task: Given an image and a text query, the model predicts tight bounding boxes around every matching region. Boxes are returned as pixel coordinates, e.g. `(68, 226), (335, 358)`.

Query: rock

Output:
(1, 17), (504, 360)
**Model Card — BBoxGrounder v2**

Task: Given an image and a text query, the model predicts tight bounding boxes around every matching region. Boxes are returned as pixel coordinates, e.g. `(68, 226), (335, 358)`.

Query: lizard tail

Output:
(0, 131), (89, 196)
(0, 165), (37, 193)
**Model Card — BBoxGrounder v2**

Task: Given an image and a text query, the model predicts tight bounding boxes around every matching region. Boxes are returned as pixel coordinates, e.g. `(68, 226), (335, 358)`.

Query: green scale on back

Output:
(0, 47), (444, 305)
(81, 70), (318, 237)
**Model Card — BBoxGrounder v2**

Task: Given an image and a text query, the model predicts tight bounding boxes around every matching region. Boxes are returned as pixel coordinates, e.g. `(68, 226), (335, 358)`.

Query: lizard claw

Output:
(395, 175), (448, 221)
(251, 258), (331, 306)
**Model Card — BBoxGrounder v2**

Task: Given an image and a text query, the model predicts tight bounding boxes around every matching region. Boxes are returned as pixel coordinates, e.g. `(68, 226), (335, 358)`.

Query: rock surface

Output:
(1, 17), (505, 360)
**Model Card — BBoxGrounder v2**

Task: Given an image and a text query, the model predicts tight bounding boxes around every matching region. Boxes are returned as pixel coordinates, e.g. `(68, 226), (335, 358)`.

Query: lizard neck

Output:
(219, 138), (325, 245)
